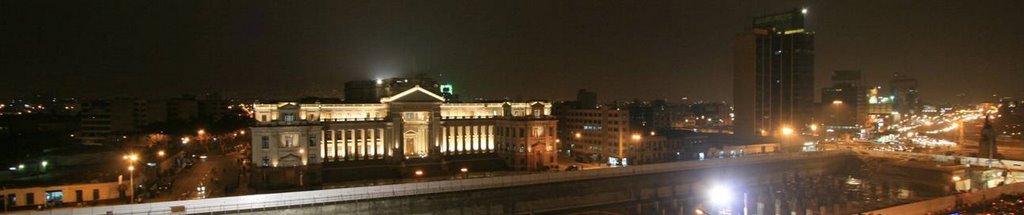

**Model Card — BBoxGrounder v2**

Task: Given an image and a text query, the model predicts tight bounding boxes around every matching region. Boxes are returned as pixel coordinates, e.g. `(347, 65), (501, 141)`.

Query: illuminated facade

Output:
(251, 86), (558, 175)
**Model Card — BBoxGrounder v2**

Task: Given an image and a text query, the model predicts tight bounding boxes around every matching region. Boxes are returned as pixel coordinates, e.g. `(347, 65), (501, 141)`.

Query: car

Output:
(565, 165), (580, 171)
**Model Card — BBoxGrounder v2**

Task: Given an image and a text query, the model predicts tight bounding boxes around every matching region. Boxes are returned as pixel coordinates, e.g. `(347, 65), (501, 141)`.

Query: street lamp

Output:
(781, 127), (795, 152)
(124, 153), (138, 203)
(781, 127), (794, 136)
(706, 184), (735, 215)
(157, 150), (165, 157)
(127, 165), (134, 203)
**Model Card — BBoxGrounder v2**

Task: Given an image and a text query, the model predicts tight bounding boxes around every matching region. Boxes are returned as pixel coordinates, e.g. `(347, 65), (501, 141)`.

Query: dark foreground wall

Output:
(234, 155), (869, 215)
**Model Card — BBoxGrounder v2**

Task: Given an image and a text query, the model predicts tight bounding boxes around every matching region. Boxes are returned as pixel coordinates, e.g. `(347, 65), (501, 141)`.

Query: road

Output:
(149, 150), (246, 202)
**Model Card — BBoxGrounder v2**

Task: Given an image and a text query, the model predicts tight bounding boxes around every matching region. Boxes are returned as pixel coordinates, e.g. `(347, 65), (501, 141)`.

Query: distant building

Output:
(77, 97), (200, 144)
(575, 89), (597, 109)
(198, 93), (228, 121)
(890, 73), (920, 115)
(979, 116), (998, 159)
(820, 70), (867, 133)
(251, 86), (557, 186)
(343, 75), (441, 103)
(866, 87), (896, 134)
(559, 107), (630, 164)
(734, 9), (815, 139)
(166, 96), (199, 121)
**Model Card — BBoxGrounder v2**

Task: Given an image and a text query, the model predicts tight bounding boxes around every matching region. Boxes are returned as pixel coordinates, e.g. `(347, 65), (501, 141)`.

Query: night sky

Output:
(2, 1), (1022, 104)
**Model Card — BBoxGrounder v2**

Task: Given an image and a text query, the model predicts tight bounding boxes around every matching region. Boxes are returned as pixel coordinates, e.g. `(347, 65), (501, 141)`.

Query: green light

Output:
(440, 84), (454, 94)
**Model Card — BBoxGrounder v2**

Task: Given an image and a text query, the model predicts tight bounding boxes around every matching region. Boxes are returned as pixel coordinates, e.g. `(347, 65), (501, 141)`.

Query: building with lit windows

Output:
(559, 107), (630, 164)
(890, 72), (920, 115)
(820, 70), (867, 136)
(734, 8), (815, 139)
(251, 85), (557, 186)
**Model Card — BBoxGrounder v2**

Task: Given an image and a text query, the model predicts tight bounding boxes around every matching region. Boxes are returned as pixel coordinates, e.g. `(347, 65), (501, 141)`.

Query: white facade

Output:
(251, 86), (557, 171)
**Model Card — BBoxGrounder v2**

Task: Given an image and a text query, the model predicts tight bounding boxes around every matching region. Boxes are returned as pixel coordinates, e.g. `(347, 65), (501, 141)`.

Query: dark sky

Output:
(2, 1), (1022, 104)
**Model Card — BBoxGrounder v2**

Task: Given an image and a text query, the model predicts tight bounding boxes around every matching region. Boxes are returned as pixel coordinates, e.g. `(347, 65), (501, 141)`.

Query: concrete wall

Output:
(6, 151), (850, 215)
(866, 181), (1024, 214)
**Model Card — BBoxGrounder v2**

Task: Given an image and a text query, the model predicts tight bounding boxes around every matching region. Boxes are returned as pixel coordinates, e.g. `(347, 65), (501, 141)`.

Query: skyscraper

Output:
(890, 73), (920, 115)
(734, 9), (815, 138)
(820, 70), (867, 130)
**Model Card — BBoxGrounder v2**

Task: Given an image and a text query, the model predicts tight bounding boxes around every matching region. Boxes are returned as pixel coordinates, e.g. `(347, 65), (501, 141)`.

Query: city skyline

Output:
(5, 2), (1024, 214)
(3, 1), (1023, 103)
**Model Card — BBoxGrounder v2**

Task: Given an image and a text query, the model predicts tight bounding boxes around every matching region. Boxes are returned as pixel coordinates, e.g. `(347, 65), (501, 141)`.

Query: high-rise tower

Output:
(734, 8), (815, 138)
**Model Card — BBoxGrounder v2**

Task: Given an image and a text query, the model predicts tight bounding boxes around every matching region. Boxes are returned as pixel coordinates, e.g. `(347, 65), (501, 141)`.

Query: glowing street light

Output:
(197, 129), (206, 136)
(781, 127), (795, 136)
(574, 132), (582, 138)
(157, 150), (165, 157)
(952, 176), (962, 181)
(414, 170), (424, 176)
(707, 184), (734, 206)
(631, 134), (642, 141)
(810, 124), (818, 132)
(460, 167), (469, 173)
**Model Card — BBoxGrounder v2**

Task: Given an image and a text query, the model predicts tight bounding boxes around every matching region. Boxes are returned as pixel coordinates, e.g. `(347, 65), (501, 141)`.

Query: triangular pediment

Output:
(278, 103), (300, 109)
(381, 85), (446, 103)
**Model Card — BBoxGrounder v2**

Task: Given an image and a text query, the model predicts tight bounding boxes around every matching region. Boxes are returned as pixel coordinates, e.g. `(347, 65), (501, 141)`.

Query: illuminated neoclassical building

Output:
(251, 85), (558, 184)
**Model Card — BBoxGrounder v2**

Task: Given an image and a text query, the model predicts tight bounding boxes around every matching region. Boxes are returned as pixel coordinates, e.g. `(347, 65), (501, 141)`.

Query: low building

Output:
(558, 107), (630, 164)
(1, 182), (123, 209)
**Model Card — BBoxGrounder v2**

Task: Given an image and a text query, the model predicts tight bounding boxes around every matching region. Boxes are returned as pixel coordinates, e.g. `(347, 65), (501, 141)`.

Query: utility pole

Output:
(3, 185), (7, 213)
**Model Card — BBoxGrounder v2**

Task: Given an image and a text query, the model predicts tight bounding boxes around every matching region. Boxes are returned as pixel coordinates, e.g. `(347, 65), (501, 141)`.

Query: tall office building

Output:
(820, 70), (867, 130)
(890, 73), (920, 115)
(734, 9), (815, 138)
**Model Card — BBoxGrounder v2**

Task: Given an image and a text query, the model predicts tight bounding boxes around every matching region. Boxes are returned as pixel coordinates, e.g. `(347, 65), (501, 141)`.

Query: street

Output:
(148, 149), (247, 202)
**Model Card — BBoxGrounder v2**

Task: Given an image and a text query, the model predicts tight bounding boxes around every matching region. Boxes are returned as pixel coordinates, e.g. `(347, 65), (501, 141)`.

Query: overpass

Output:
(8, 151), (916, 215)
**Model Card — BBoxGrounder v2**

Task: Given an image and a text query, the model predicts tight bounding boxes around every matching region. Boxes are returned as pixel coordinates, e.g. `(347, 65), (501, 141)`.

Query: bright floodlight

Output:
(781, 127), (795, 136)
(801, 8), (808, 14)
(707, 184), (733, 206)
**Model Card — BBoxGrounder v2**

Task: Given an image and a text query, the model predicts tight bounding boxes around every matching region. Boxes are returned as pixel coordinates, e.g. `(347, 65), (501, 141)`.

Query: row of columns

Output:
(442, 125), (495, 155)
(321, 128), (388, 161)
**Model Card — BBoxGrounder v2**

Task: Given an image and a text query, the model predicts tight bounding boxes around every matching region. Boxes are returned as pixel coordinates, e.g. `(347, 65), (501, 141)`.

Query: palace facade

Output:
(250, 86), (558, 186)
